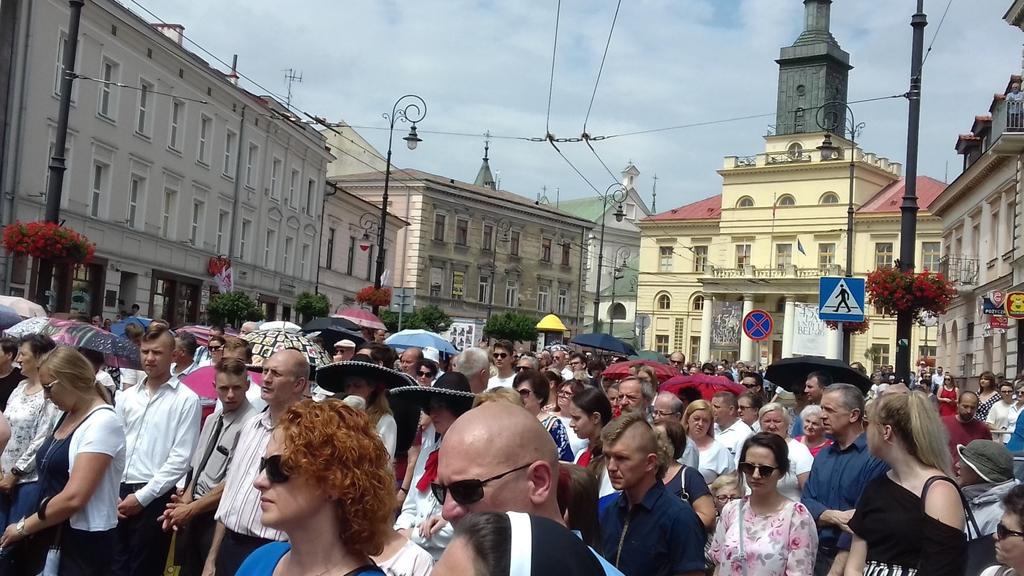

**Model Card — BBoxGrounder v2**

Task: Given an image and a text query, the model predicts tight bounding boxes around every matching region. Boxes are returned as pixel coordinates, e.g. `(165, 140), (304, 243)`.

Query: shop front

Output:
(151, 271), (203, 327)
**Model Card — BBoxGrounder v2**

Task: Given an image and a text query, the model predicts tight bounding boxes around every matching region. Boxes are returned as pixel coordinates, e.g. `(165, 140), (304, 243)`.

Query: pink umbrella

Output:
(175, 325), (239, 346)
(659, 374), (745, 401)
(333, 307), (386, 331)
(181, 365), (264, 422)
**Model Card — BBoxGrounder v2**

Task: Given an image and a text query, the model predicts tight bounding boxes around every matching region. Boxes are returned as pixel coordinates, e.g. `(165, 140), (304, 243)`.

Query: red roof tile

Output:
(858, 176), (947, 214)
(645, 195), (722, 221)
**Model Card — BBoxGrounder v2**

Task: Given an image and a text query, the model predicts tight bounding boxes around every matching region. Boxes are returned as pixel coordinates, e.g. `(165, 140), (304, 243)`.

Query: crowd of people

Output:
(2, 321), (1024, 574)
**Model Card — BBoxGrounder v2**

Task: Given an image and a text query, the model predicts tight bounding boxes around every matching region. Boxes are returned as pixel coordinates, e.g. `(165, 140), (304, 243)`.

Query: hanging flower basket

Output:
(866, 267), (956, 321)
(2, 221), (95, 264)
(355, 286), (392, 307)
(825, 319), (871, 335)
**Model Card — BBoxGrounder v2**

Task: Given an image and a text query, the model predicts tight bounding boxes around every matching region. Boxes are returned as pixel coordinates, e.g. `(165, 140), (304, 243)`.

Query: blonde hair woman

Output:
(847, 391), (967, 575)
(684, 400), (734, 483)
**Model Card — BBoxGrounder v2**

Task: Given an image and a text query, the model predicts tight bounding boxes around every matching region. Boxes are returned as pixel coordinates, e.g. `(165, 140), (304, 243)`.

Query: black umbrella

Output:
(302, 316), (362, 333)
(765, 356), (872, 395)
(569, 332), (637, 356)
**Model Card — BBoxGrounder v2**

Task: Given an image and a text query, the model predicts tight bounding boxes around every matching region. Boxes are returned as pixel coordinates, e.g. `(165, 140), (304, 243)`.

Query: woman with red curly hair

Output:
(235, 400), (395, 576)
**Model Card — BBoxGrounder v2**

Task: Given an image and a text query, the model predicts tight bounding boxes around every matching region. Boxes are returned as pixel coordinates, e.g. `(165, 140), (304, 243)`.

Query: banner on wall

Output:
(711, 301), (742, 350)
(792, 303), (829, 357)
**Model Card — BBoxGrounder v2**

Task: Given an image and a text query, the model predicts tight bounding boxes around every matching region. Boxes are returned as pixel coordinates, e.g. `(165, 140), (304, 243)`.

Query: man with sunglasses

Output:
(203, 349), (310, 576)
(668, 351), (686, 371)
(436, 402), (625, 575)
(487, 340), (516, 389)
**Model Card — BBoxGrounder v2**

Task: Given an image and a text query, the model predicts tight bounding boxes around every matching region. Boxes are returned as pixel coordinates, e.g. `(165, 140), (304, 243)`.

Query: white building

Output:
(0, 0), (332, 323)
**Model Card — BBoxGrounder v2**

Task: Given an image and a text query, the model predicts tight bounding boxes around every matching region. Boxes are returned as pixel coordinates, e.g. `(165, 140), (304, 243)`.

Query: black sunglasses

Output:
(259, 455), (290, 484)
(417, 370), (435, 378)
(431, 462), (532, 506)
(208, 345), (224, 352)
(514, 365), (529, 372)
(738, 462), (777, 477)
(997, 523), (1024, 540)
(492, 352), (508, 359)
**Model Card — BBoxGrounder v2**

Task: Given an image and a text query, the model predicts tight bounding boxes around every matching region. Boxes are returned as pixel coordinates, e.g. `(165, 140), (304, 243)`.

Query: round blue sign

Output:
(743, 309), (773, 341)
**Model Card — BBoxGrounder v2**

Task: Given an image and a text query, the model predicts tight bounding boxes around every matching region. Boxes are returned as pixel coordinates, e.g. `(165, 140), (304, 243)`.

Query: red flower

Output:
(866, 267), (955, 320)
(355, 286), (392, 307)
(2, 221), (94, 264)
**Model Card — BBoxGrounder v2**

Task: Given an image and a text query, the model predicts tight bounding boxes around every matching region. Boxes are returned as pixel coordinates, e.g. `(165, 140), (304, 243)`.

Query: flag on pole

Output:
(797, 239), (806, 256)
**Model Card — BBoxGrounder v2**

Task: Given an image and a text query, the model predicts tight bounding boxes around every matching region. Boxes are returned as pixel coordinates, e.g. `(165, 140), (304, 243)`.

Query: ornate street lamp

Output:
(486, 219), (512, 320)
(359, 213), (379, 252)
(592, 184), (628, 331)
(608, 247), (631, 336)
(372, 95), (426, 314)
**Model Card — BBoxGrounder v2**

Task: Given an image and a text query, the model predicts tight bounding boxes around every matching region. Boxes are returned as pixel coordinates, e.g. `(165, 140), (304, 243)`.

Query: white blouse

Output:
(1, 381), (57, 483)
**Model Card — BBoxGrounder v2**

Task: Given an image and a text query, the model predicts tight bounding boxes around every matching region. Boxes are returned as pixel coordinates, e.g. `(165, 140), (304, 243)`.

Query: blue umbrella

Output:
(110, 316), (152, 337)
(385, 329), (458, 356)
(0, 305), (24, 330)
(569, 332), (637, 356)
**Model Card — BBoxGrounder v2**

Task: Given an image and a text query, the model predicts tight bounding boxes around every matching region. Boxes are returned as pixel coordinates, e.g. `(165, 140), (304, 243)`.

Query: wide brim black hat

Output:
(390, 372), (476, 413)
(315, 360), (415, 393)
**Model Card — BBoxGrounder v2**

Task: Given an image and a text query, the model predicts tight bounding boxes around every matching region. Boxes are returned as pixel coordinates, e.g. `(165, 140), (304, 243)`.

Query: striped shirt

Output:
(214, 408), (284, 541)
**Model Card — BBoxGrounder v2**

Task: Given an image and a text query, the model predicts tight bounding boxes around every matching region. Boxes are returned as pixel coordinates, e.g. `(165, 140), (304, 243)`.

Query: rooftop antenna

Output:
(538, 186), (550, 205)
(283, 68), (303, 110)
(555, 186), (560, 207)
(651, 173), (658, 213)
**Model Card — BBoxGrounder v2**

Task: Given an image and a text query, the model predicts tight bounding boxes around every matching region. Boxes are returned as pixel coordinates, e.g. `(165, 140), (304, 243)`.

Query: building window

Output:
(89, 161), (108, 218)
(365, 245), (374, 281)
(736, 196), (754, 208)
(557, 288), (568, 314)
(689, 336), (700, 364)
(455, 218), (469, 246)
(818, 242), (836, 269)
(197, 114), (212, 165)
(874, 242), (894, 269)
(510, 230), (521, 256)
(655, 335), (669, 354)
(735, 244), (751, 268)
(820, 192), (840, 205)
(325, 227), (336, 270)
(777, 194), (796, 207)
(190, 199), (204, 246)
(97, 59), (118, 120)
(693, 245), (708, 273)
(270, 158), (282, 200)
(537, 284), (550, 311)
(168, 99), (184, 151)
(217, 210), (229, 253)
(288, 168), (299, 209)
(505, 279), (519, 307)
(692, 295), (704, 311)
(610, 303), (627, 320)
(284, 236), (294, 275)
(869, 344), (891, 373)
(451, 271), (465, 299)
(223, 129), (237, 177)
(541, 238), (552, 262)
(127, 175), (144, 229)
(776, 243), (792, 269)
(136, 79), (153, 136)
(429, 267), (443, 297)
(301, 242), (311, 278)
(561, 242), (571, 266)
(921, 242), (941, 272)
(346, 236), (356, 275)
(305, 179), (316, 216)
(161, 187), (177, 238)
(245, 143), (259, 188)
(657, 293), (671, 310)
(478, 274), (491, 303)
(433, 213), (446, 242)
(264, 229), (277, 268)
(54, 33), (68, 96)
(659, 246), (673, 272)
(239, 218), (252, 260)
(482, 223), (494, 251)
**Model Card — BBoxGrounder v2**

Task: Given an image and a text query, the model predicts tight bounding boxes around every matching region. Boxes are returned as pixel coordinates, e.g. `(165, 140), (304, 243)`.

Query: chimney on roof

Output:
(154, 23), (185, 46)
(227, 54), (239, 86)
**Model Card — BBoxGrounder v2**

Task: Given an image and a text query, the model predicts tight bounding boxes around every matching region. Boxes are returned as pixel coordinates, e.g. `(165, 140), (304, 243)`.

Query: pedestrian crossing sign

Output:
(818, 276), (866, 323)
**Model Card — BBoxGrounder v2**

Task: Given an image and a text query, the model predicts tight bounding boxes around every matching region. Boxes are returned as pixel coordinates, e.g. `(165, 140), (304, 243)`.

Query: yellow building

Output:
(636, 0), (944, 372)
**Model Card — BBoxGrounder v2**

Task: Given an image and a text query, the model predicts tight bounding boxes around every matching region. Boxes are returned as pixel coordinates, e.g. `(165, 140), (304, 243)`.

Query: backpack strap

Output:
(921, 475), (981, 538)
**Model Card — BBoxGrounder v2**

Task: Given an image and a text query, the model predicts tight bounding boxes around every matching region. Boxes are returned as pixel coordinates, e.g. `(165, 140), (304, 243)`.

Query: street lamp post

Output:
(816, 102), (865, 364)
(608, 247), (630, 336)
(486, 219), (511, 320)
(592, 184), (627, 333)
(373, 95), (426, 315)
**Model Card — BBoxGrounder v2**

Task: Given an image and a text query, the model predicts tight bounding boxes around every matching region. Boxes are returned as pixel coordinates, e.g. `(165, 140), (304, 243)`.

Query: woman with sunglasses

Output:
(413, 359), (438, 386)
(206, 335), (226, 366)
(708, 433), (817, 575)
(982, 485), (1024, 575)
(236, 400), (393, 576)
(846, 391), (967, 575)
(390, 373), (476, 561)
(938, 373), (959, 418)
(567, 387), (614, 497)
(990, 382), (1017, 441)
(515, 369), (574, 462)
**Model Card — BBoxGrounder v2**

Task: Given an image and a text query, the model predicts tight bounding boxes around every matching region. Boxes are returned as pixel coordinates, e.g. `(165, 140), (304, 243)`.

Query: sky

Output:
(132, 0), (1024, 213)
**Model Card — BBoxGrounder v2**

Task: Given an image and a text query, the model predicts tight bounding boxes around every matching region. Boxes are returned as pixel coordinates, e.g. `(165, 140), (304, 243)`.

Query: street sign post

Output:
(742, 309), (773, 341)
(819, 277), (866, 323)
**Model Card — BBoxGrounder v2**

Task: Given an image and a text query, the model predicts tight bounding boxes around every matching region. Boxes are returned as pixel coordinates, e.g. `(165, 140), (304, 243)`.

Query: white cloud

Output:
(140, 0), (1024, 210)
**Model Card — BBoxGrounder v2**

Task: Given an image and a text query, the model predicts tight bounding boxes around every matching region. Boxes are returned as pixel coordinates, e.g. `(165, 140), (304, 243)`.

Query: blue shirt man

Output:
(598, 412), (705, 576)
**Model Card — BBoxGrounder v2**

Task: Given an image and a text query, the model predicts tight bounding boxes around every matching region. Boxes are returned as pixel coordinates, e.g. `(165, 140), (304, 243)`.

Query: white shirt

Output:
(116, 374), (201, 506)
(215, 409), (285, 541)
(68, 406), (126, 531)
(560, 366), (574, 381)
(118, 368), (145, 390)
(395, 425), (452, 560)
(377, 413), (398, 460)
(487, 373), (515, 389)
(376, 539), (434, 576)
(988, 400), (1014, 434)
(715, 419), (754, 457)
(696, 439), (735, 484)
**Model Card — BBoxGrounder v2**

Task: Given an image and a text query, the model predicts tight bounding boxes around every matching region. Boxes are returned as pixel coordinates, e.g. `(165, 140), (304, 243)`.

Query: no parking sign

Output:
(742, 309), (773, 341)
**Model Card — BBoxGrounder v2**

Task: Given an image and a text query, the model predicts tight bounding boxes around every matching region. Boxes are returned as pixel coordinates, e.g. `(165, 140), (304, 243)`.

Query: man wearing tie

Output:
(161, 358), (256, 576)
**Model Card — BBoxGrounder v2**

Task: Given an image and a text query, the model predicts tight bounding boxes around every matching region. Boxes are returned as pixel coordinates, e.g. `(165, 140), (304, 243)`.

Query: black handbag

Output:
(921, 476), (997, 576)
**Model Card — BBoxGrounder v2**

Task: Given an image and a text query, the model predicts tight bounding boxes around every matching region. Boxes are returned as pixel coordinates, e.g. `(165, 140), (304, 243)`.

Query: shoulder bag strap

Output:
(921, 475), (981, 538)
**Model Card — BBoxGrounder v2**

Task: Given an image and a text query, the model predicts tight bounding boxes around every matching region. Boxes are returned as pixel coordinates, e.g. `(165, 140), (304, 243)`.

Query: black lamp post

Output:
(592, 184), (627, 332)
(372, 95), (426, 315)
(608, 246), (630, 336)
(816, 102), (865, 364)
(486, 219), (511, 320)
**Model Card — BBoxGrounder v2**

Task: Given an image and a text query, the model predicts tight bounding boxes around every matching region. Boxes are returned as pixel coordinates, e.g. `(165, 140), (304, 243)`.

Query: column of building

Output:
(699, 294), (714, 363)
(739, 294), (755, 362)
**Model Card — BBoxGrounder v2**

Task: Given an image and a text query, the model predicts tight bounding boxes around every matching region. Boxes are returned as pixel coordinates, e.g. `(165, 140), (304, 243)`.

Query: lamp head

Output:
(614, 203), (625, 222)
(403, 124), (422, 150)
(817, 133), (840, 161)
(359, 232), (372, 252)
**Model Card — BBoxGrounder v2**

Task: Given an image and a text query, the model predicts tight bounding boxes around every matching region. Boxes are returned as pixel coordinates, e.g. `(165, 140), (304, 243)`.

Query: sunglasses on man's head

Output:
(738, 462), (777, 477)
(259, 455), (290, 484)
(430, 462), (532, 506)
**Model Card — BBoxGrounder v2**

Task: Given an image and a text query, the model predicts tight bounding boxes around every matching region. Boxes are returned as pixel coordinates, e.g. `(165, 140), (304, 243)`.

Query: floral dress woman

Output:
(709, 497), (818, 576)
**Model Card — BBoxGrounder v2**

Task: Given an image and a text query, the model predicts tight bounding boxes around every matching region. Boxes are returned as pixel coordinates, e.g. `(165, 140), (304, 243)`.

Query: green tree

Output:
(405, 305), (451, 334)
(208, 291), (264, 328)
(294, 292), (330, 324)
(378, 309), (400, 333)
(484, 312), (538, 343)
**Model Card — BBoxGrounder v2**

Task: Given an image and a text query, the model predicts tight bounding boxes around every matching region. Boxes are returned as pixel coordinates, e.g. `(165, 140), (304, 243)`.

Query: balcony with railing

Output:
(988, 97), (1024, 155)
(938, 255), (979, 286)
(704, 263), (843, 279)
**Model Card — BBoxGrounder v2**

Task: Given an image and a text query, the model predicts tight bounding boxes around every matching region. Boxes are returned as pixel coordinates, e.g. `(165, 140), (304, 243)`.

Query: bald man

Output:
(437, 402), (624, 575)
